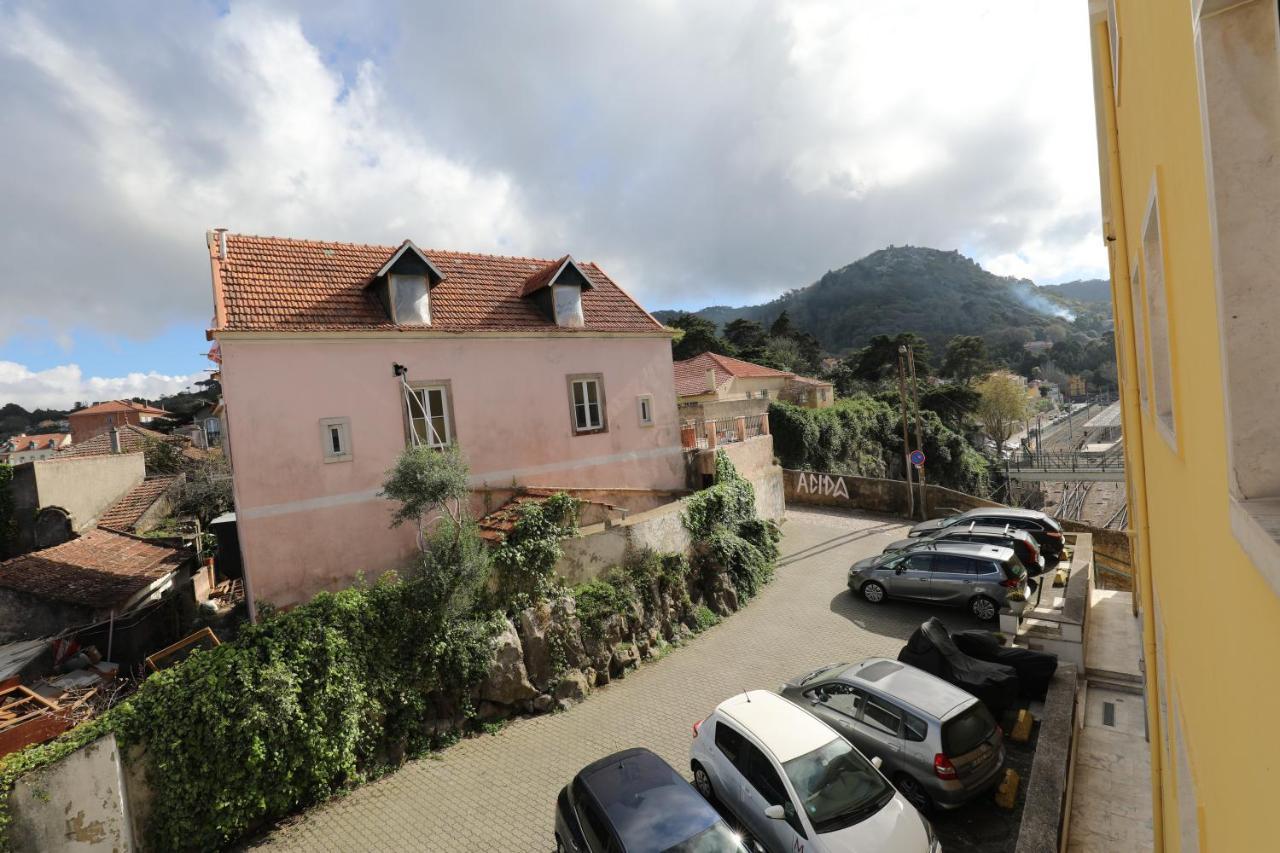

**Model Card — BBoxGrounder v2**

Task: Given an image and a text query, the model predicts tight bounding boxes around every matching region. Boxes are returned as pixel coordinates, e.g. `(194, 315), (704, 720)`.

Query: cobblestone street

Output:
(251, 507), (985, 851)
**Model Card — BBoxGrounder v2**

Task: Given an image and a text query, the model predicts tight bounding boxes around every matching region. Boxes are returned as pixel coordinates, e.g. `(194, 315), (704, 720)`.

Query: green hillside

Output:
(654, 246), (1111, 355)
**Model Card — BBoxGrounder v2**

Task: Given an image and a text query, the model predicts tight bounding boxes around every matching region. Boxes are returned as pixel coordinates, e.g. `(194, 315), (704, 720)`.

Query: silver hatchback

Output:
(848, 542), (1028, 622)
(781, 659), (1006, 813)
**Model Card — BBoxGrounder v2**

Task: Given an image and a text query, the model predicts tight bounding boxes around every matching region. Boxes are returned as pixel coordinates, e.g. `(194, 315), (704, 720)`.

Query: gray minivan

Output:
(781, 659), (1005, 812)
(848, 542), (1028, 621)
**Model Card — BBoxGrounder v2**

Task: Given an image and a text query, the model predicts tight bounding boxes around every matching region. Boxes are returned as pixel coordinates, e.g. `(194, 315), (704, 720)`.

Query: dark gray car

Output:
(883, 524), (1047, 576)
(907, 507), (1065, 561)
(848, 542), (1028, 621)
(781, 659), (1005, 813)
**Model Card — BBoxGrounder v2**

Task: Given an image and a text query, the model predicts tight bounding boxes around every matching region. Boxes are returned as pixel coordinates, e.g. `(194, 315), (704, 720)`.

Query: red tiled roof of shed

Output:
(0, 528), (186, 610)
(209, 234), (664, 335)
(97, 476), (182, 532)
(672, 352), (794, 398)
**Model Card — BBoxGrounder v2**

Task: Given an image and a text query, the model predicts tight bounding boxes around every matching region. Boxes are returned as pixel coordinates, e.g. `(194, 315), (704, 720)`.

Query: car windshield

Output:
(782, 738), (894, 834)
(662, 820), (751, 852)
(942, 704), (998, 756)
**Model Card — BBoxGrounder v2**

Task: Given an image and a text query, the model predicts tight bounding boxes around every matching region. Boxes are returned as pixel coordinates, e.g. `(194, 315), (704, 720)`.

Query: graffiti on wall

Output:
(793, 471), (850, 500)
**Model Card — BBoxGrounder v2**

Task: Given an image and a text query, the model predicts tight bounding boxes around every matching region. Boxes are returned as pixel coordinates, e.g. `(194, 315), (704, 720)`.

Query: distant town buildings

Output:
(0, 433), (71, 465)
(68, 400), (170, 444)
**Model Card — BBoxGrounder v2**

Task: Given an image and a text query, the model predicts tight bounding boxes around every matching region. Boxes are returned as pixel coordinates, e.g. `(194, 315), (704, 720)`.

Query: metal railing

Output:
(681, 413), (769, 449)
(1005, 448), (1126, 474)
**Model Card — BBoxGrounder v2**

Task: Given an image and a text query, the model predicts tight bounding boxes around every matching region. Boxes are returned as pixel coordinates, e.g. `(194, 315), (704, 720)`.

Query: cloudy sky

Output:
(0, 0), (1106, 409)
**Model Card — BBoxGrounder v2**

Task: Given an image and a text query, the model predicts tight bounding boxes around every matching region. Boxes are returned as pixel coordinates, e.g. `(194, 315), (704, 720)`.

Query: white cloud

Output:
(0, 362), (200, 411)
(0, 0), (1108, 348)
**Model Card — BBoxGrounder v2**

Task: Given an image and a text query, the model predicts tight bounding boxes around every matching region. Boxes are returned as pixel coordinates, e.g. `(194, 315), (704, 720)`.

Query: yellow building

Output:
(1087, 2), (1280, 850)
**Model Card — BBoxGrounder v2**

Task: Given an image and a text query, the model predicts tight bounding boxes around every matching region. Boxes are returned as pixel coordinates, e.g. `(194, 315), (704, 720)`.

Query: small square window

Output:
(637, 395), (654, 426)
(320, 417), (352, 463)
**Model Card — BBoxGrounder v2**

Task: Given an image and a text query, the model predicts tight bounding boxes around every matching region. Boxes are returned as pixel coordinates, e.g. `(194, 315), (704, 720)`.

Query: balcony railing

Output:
(680, 413), (769, 449)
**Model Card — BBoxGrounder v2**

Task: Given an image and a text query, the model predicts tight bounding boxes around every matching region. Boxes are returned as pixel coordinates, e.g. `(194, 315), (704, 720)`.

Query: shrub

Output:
(692, 604), (721, 632)
(492, 492), (579, 606)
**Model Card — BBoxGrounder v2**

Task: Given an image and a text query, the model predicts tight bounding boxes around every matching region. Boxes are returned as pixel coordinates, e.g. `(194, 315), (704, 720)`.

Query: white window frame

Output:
(1141, 178), (1178, 452)
(319, 417), (352, 463)
(637, 395), (654, 427)
(406, 382), (454, 448)
(568, 374), (606, 434)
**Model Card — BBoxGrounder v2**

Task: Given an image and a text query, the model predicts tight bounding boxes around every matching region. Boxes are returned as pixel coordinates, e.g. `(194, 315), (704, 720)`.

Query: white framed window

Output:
(637, 395), (654, 427)
(568, 374), (606, 434)
(761, 389), (770, 400)
(406, 383), (453, 448)
(319, 417), (352, 463)
(390, 274), (430, 325)
(1141, 180), (1177, 450)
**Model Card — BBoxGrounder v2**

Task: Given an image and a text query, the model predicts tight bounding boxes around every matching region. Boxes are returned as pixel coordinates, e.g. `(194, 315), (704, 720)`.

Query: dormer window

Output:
(391, 274), (430, 325)
(368, 239), (445, 326)
(520, 255), (594, 327)
(552, 283), (584, 327)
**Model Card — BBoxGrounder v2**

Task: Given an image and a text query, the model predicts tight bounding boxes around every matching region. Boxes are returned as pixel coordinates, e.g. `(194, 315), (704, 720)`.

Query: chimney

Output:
(705, 369), (717, 393)
(212, 227), (228, 260)
(109, 427), (121, 454)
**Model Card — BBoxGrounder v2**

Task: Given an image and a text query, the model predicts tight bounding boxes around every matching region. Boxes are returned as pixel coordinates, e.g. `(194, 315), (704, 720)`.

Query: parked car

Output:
(690, 691), (938, 853)
(848, 542), (1028, 622)
(779, 659), (1005, 813)
(555, 747), (752, 852)
(907, 508), (1065, 562)
(883, 523), (1046, 576)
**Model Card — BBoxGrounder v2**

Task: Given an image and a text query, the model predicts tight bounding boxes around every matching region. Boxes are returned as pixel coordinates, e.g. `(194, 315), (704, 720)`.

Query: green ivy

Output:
(491, 492), (579, 607)
(0, 572), (502, 852)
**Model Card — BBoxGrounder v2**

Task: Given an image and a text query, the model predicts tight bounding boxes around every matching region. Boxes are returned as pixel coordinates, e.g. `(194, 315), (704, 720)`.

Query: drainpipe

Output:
(1094, 16), (1164, 849)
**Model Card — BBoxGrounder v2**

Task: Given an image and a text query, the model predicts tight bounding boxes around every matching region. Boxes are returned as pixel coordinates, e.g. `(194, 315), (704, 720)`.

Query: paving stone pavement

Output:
(250, 507), (985, 852)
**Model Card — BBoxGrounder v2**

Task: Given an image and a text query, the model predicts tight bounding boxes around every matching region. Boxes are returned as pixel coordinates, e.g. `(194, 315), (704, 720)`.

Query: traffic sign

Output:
(910, 450), (926, 467)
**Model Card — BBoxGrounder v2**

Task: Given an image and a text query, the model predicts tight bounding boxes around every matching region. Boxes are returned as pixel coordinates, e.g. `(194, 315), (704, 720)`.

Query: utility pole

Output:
(895, 349), (915, 520)
(905, 345), (927, 521)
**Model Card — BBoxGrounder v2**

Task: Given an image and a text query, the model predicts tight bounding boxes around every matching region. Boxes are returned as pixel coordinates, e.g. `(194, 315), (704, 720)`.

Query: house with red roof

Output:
(673, 352), (834, 425)
(0, 433), (71, 465)
(205, 230), (685, 606)
(68, 400), (171, 444)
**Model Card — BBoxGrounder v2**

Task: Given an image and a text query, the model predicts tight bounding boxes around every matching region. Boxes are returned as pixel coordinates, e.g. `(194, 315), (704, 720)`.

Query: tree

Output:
(975, 372), (1031, 447)
(0, 463), (16, 558)
(768, 311), (797, 339)
(941, 335), (991, 384)
(723, 319), (768, 353)
(667, 313), (734, 360)
(380, 445), (471, 548)
(851, 333), (932, 382)
(920, 383), (981, 431)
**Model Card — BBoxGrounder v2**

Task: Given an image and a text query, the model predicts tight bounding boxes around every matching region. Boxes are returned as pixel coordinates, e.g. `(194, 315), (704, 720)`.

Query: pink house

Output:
(206, 231), (685, 607)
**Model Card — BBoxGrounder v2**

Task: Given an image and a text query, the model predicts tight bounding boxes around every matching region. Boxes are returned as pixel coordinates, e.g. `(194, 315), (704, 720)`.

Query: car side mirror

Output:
(894, 565), (906, 575)
(871, 756), (883, 770)
(764, 804), (786, 821)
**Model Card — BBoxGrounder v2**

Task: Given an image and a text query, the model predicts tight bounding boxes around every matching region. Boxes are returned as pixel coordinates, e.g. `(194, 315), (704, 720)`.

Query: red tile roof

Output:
(0, 528), (186, 610)
(97, 476), (182, 532)
(2, 433), (70, 452)
(70, 400), (169, 417)
(57, 425), (189, 459)
(786, 374), (834, 388)
(209, 233), (665, 334)
(672, 352), (794, 397)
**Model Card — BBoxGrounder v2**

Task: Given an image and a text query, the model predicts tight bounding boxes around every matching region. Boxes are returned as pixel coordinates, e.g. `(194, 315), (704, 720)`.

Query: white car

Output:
(690, 691), (940, 853)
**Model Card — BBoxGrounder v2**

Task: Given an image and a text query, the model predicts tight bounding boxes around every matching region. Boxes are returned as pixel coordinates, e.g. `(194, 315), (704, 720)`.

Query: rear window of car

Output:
(1004, 557), (1027, 578)
(942, 704), (997, 757)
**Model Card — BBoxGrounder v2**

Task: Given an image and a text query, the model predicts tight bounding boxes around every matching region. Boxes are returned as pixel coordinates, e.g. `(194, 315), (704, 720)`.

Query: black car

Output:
(907, 508), (1066, 562)
(884, 523), (1047, 576)
(555, 748), (752, 853)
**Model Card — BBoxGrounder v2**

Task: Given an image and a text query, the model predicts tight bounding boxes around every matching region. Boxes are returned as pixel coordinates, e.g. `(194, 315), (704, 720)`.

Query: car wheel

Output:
(861, 581), (886, 604)
(970, 595), (998, 622)
(692, 762), (716, 803)
(895, 773), (933, 814)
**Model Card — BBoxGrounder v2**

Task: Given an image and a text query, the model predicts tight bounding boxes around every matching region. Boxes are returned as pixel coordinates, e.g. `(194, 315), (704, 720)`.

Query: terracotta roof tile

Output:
(672, 352), (794, 397)
(211, 234), (665, 334)
(57, 425), (189, 459)
(1, 433), (70, 452)
(70, 400), (169, 417)
(0, 528), (186, 610)
(786, 374), (833, 387)
(97, 476), (182, 532)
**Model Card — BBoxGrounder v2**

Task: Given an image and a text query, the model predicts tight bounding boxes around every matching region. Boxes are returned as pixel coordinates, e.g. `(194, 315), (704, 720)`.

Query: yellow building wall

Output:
(1090, 2), (1280, 850)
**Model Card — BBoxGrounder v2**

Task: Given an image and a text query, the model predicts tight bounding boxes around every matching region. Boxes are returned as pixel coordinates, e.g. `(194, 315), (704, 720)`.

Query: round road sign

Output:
(909, 450), (926, 467)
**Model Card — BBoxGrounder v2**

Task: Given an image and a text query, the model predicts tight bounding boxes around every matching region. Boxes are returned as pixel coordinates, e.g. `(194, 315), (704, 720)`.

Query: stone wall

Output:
(555, 501), (692, 586)
(783, 469), (1001, 519)
(32, 454), (146, 533)
(1060, 519), (1132, 570)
